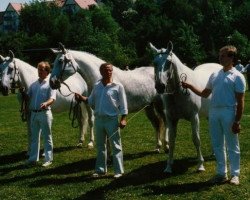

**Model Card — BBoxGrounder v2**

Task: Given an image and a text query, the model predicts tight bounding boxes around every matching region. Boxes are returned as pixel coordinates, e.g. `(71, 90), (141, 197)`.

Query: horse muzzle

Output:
(50, 78), (61, 89)
(155, 83), (166, 94)
(1, 86), (9, 96)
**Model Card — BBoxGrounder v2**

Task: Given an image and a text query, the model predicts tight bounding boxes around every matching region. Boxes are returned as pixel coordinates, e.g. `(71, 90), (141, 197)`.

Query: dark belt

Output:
(32, 109), (49, 113)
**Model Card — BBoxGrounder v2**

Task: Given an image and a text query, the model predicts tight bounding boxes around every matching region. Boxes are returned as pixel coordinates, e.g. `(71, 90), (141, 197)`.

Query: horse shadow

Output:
(73, 156), (214, 200)
(30, 155), (214, 199)
(0, 147), (215, 197)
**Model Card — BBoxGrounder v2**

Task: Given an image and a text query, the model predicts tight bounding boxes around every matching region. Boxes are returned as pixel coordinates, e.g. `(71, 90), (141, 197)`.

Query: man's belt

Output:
(32, 109), (49, 113)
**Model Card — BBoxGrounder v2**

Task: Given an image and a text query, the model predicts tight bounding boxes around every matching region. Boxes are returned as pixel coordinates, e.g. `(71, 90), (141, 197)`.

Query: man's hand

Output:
(119, 118), (127, 129)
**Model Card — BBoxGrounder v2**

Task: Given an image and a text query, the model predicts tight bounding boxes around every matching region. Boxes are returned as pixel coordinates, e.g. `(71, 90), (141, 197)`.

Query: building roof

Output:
(74, 0), (97, 9)
(8, 3), (24, 13)
(46, 0), (65, 7)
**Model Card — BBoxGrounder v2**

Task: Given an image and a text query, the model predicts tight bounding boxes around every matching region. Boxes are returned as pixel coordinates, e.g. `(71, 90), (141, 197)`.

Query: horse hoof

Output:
(197, 165), (205, 172)
(163, 167), (172, 174)
(87, 142), (94, 149)
(77, 142), (83, 148)
(154, 148), (160, 153)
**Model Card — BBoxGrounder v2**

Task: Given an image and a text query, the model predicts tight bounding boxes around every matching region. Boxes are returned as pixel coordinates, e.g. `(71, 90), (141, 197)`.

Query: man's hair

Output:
(99, 62), (113, 72)
(37, 61), (51, 73)
(220, 45), (238, 64)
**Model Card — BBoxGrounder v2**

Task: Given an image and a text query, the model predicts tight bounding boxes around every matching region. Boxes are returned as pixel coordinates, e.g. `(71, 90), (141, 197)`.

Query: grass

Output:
(0, 92), (249, 200)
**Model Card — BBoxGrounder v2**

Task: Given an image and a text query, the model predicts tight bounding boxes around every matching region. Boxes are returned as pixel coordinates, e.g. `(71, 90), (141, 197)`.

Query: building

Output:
(2, 3), (23, 33)
(62, 0), (97, 14)
(0, 0), (98, 33)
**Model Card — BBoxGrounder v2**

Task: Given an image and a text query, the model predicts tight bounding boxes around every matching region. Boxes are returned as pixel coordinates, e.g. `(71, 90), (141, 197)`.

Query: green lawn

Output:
(0, 93), (249, 200)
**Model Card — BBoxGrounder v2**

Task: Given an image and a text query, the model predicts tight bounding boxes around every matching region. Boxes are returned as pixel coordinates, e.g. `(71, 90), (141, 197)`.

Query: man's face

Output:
(38, 66), (48, 80)
(219, 50), (233, 67)
(101, 65), (113, 79)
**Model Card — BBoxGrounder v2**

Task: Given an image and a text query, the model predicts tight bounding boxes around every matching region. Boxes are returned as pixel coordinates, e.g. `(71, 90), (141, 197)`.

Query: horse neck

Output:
(16, 59), (38, 90)
(172, 54), (193, 82)
(72, 50), (103, 90)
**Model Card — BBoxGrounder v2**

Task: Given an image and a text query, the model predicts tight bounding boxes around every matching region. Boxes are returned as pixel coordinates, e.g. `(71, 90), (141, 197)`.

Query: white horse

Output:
(149, 42), (222, 173)
(49, 44), (168, 152)
(0, 52), (95, 152)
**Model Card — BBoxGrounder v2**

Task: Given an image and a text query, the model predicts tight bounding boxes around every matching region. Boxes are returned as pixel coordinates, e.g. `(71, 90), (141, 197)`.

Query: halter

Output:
(7, 59), (29, 121)
(9, 59), (21, 90)
(57, 51), (77, 83)
(156, 51), (189, 96)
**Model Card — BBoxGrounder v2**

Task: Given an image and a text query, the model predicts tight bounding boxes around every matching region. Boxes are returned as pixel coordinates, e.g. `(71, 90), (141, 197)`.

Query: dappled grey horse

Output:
(49, 43), (168, 152)
(150, 42), (222, 173)
(0, 52), (95, 153)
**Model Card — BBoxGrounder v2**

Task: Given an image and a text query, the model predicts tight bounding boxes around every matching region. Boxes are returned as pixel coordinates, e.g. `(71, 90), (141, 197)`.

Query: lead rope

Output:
(58, 81), (81, 128)
(107, 104), (149, 140)
(19, 87), (29, 122)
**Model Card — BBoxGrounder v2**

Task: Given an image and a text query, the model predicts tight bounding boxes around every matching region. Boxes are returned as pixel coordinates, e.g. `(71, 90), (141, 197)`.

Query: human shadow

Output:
(0, 146), (80, 166)
(73, 156), (213, 200)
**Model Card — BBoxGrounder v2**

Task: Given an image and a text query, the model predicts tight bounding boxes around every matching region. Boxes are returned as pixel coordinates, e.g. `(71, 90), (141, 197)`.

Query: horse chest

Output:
(164, 94), (197, 120)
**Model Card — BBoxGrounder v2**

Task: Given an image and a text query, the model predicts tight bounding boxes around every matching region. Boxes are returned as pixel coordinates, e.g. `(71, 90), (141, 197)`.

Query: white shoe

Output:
(42, 161), (52, 167)
(114, 173), (123, 179)
(92, 172), (106, 178)
(230, 176), (240, 185)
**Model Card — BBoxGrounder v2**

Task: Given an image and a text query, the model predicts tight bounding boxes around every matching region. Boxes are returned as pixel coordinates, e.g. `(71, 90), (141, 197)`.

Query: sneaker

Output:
(92, 172), (106, 178)
(42, 161), (52, 167)
(208, 174), (228, 184)
(114, 173), (123, 179)
(77, 141), (83, 147)
(230, 176), (240, 185)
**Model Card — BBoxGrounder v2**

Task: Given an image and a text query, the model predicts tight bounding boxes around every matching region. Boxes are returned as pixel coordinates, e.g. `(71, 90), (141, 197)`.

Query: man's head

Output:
(37, 61), (50, 79)
(99, 63), (113, 79)
(219, 45), (237, 67)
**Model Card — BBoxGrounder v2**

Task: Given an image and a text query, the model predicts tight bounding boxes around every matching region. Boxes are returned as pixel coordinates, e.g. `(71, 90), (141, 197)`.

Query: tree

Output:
(172, 20), (206, 67)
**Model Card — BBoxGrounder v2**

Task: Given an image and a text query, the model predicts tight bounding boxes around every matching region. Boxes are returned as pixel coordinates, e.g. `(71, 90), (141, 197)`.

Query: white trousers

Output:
(28, 110), (53, 162)
(209, 107), (240, 177)
(94, 116), (124, 174)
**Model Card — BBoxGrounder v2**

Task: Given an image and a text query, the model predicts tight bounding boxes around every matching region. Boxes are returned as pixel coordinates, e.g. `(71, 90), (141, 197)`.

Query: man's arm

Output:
(40, 98), (55, 109)
(181, 82), (211, 98)
(232, 92), (245, 134)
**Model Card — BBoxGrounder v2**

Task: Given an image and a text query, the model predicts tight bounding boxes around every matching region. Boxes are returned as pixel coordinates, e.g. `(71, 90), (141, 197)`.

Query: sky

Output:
(0, 0), (32, 12)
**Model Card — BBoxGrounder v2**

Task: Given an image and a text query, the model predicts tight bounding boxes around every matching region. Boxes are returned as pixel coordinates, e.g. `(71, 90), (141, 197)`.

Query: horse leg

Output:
(145, 103), (164, 153)
(164, 119), (177, 173)
(191, 114), (205, 172)
(77, 103), (89, 147)
(87, 105), (94, 149)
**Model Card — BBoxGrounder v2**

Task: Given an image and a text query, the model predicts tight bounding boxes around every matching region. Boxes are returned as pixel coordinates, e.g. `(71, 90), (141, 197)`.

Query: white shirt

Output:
(28, 77), (57, 110)
(206, 68), (246, 108)
(88, 80), (128, 117)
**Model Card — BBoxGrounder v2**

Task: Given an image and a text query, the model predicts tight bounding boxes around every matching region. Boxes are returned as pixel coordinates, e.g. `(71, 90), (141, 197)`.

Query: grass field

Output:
(0, 93), (249, 200)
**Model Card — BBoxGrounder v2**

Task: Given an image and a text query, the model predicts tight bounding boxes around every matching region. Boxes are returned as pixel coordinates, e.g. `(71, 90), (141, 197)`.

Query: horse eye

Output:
(7, 68), (13, 73)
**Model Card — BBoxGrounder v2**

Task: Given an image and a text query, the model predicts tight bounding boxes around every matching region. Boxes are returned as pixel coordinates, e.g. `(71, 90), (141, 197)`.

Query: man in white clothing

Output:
(75, 62), (128, 179)
(27, 61), (56, 167)
(182, 45), (246, 185)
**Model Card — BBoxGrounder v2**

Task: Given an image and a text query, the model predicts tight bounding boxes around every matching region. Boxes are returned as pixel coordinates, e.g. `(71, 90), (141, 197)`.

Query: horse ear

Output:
(0, 55), (5, 64)
(58, 42), (67, 54)
(149, 42), (160, 53)
(9, 50), (15, 60)
(50, 48), (61, 54)
(167, 41), (173, 52)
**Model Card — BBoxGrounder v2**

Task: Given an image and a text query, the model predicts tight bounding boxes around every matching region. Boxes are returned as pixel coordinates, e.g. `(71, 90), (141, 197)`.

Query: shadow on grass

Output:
(0, 146), (79, 166)
(73, 156), (214, 200)
(0, 148), (215, 198)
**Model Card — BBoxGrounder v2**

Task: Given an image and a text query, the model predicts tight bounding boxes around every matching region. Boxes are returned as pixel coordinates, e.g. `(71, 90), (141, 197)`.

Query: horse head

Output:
(50, 43), (79, 89)
(150, 41), (179, 94)
(0, 51), (20, 96)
